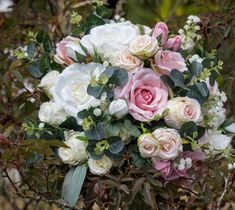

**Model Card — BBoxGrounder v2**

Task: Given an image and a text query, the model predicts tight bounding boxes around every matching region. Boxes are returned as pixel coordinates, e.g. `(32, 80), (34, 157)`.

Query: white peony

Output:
(109, 50), (143, 72)
(81, 21), (139, 59)
(109, 99), (129, 119)
(130, 35), (159, 58)
(58, 131), (88, 165)
(38, 101), (68, 125)
(88, 156), (112, 175)
(207, 132), (231, 151)
(164, 97), (201, 129)
(52, 63), (105, 123)
(39, 70), (60, 94)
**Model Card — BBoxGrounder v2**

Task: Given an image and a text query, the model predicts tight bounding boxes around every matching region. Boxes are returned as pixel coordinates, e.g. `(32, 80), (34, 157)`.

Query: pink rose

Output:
(154, 50), (187, 75)
(164, 35), (182, 51)
(152, 22), (169, 45)
(152, 128), (182, 160)
(205, 78), (218, 96)
(115, 68), (168, 121)
(153, 158), (171, 177)
(180, 151), (205, 171)
(54, 36), (74, 65)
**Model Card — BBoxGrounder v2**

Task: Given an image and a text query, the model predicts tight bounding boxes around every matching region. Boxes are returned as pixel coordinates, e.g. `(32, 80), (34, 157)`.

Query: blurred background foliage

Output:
(0, 0), (234, 209)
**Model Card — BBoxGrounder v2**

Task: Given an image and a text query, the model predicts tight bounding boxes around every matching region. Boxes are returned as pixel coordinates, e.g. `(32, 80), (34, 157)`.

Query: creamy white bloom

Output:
(52, 63), (105, 124)
(109, 99), (129, 119)
(38, 101), (68, 125)
(109, 50), (143, 72)
(39, 70), (60, 94)
(164, 97), (201, 129)
(58, 131), (88, 165)
(188, 54), (204, 63)
(88, 156), (112, 175)
(138, 133), (159, 158)
(130, 35), (159, 58)
(152, 128), (182, 160)
(81, 21), (139, 59)
(207, 132), (231, 151)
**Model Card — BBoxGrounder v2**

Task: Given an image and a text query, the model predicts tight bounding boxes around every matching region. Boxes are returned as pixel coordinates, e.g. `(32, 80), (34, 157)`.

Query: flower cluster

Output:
(36, 13), (234, 183)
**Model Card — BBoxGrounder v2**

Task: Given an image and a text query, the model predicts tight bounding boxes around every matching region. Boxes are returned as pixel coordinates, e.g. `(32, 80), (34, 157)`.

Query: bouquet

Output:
(14, 4), (235, 210)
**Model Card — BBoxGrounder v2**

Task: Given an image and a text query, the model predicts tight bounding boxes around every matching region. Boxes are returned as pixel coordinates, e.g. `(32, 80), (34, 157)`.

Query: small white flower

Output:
(185, 157), (192, 169)
(177, 158), (186, 170)
(39, 122), (45, 128)
(38, 101), (68, 125)
(93, 108), (102, 117)
(88, 156), (112, 175)
(103, 60), (109, 67)
(58, 131), (88, 165)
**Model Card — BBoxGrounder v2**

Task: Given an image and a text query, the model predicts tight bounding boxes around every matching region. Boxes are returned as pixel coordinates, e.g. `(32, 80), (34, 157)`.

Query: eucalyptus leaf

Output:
(170, 69), (187, 89)
(108, 136), (124, 154)
(62, 165), (87, 209)
(196, 82), (209, 97)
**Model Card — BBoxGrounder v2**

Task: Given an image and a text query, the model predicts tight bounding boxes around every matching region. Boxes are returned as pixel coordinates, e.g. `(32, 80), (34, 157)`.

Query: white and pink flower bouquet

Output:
(19, 5), (235, 209)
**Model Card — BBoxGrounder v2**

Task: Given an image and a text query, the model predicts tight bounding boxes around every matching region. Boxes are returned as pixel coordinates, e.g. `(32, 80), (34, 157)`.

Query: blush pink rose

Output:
(115, 68), (168, 121)
(54, 36), (75, 65)
(153, 158), (171, 177)
(152, 128), (182, 160)
(164, 35), (183, 51)
(154, 50), (187, 75)
(152, 22), (169, 45)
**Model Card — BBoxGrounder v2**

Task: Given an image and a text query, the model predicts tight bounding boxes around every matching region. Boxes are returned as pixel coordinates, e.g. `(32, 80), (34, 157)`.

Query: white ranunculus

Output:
(81, 21), (139, 59)
(39, 70), (60, 94)
(207, 132), (231, 151)
(164, 97), (201, 129)
(152, 128), (182, 160)
(52, 63), (105, 124)
(109, 99), (129, 119)
(130, 35), (159, 58)
(58, 131), (88, 165)
(109, 50), (143, 72)
(88, 156), (112, 175)
(225, 123), (235, 133)
(138, 133), (159, 158)
(38, 101), (68, 125)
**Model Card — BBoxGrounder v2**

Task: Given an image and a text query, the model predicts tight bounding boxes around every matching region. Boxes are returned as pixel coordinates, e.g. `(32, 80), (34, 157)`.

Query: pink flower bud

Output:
(152, 22), (169, 45)
(164, 35), (182, 51)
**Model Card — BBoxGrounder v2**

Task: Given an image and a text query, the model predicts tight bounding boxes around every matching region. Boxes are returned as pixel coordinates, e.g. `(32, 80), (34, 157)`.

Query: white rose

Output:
(109, 50), (143, 72)
(164, 97), (201, 129)
(152, 128), (182, 160)
(207, 132), (231, 151)
(109, 99), (129, 119)
(52, 63), (105, 124)
(39, 70), (60, 94)
(88, 156), (112, 175)
(130, 35), (159, 58)
(81, 21), (139, 59)
(38, 101), (68, 125)
(58, 131), (88, 165)
(138, 133), (159, 158)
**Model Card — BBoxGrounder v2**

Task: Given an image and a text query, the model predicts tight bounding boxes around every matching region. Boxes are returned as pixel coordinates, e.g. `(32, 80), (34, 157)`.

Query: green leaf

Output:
(87, 84), (103, 98)
(84, 122), (105, 140)
(124, 120), (141, 137)
(109, 66), (129, 86)
(43, 34), (52, 53)
(36, 31), (45, 43)
(62, 165), (87, 209)
(39, 54), (51, 74)
(77, 109), (91, 119)
(59, 117), (81, 131)
(160, 75), (175, 89)
(108, 136), (124, 154)
(196, 82), (209, 97)
(187, 84), (208, 105)
(27, 42), (36, 58)
(179, 121), (198, 137)
(170, 69), (187, 89)
(209, 70), (219, 86)
(82, 14), (105, 34)
(75, 51), (86, 63)
(96, 5), (112, 19)
(190, 61), (203, 77)
(106, 123), (122, 137)
(28, 61), (43, 78)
